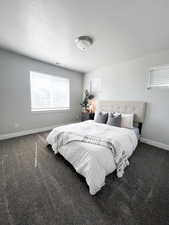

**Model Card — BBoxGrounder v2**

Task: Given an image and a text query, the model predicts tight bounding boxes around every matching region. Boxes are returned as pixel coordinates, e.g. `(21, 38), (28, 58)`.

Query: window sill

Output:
(31, 108), (70, 113)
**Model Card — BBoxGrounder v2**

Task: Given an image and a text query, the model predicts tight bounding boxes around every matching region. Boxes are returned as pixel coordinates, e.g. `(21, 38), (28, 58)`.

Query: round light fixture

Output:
(75, 35), (94, 51)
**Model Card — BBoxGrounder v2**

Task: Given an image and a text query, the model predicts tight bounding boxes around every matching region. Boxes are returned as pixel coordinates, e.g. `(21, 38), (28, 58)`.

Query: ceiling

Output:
(0, 0), (169, 73)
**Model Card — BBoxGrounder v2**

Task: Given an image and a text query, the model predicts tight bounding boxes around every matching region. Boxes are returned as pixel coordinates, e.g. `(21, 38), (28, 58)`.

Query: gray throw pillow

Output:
(106, 112), (121, 127)
(94, 112), (108, 124)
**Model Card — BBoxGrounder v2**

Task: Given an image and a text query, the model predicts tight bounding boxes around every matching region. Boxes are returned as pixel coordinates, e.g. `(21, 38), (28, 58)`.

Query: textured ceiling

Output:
(0, 0), (169, 72)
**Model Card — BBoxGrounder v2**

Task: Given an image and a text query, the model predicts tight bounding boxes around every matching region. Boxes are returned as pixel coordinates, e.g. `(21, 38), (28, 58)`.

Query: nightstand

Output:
(81, 112), (95, 121)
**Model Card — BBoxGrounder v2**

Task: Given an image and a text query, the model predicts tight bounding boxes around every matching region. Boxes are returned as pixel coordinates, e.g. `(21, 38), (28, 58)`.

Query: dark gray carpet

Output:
(0, 132), (169, 225)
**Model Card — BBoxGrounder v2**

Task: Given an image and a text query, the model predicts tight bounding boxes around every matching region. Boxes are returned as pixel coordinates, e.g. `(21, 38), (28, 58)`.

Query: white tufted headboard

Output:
(96, 101), (146, 123)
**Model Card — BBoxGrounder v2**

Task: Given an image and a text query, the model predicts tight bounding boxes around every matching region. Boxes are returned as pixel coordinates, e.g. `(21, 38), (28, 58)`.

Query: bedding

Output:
(130, 127), (140, 139)
(47, 120), (138, 195)
(106, 112), (121, 127)
(94, 111), (108, 123)
(121, 113), (134, 128)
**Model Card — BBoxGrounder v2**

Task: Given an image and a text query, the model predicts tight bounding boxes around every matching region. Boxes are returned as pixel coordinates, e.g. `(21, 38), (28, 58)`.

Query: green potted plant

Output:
(81, 90), (94, 112)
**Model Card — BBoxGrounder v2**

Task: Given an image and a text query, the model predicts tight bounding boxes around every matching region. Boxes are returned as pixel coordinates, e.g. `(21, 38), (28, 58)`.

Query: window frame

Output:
(148, 65), (169, 89)
(29, 71), (70, 112)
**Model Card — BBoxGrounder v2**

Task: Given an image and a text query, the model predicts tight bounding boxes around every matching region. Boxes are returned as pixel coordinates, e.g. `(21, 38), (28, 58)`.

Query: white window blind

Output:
(148, 66), (169, 88)
(30, 71), (70, 111)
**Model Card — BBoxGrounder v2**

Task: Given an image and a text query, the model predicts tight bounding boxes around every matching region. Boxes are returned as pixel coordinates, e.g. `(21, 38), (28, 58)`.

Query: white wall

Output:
(0, 48), (83, 135)
(84, 50), (169, 146)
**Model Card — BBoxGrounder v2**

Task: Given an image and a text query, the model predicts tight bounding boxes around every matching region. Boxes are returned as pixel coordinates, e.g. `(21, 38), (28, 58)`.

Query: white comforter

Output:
(47, 121), (138, 195)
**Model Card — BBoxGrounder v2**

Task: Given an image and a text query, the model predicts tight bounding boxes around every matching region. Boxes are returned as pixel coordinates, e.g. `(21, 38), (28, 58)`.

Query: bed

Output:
(47, 101), (146, 195)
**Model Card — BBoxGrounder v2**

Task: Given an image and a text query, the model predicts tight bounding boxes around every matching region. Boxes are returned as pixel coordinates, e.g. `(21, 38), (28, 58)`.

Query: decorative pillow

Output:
(106, 112), (121, 127)
(121, 113), (134, 129)
(94, 111), (108, 124)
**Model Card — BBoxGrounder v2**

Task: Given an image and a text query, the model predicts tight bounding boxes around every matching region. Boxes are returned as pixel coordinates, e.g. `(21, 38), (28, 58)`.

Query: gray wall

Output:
(0, 48), (83, 135)
(84, 50), (169, 146)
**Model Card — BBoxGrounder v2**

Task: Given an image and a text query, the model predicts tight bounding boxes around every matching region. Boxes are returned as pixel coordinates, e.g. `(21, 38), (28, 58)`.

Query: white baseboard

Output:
(0, 121), (81, 140)
(140, 137), (169, 151)
(0, 125), (59, 140)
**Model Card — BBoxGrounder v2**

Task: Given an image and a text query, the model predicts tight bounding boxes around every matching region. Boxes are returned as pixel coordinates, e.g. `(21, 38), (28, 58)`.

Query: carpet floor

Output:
(0, 132), (169, 225)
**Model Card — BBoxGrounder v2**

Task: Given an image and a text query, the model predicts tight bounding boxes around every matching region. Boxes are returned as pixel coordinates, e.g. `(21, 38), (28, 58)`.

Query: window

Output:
(30, 71), (70, 111)
(148, 66), (169, 89)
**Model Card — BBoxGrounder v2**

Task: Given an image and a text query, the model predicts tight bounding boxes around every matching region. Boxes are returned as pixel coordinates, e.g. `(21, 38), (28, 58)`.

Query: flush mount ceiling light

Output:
(75, 35), (94, 51)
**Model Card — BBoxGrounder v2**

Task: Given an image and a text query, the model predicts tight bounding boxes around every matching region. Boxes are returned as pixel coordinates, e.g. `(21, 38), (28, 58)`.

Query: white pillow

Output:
(121, 113), (134, 129)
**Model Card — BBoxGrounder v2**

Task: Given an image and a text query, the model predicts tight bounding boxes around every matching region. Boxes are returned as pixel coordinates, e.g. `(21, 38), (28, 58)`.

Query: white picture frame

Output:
(90, 78), (101, 94)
